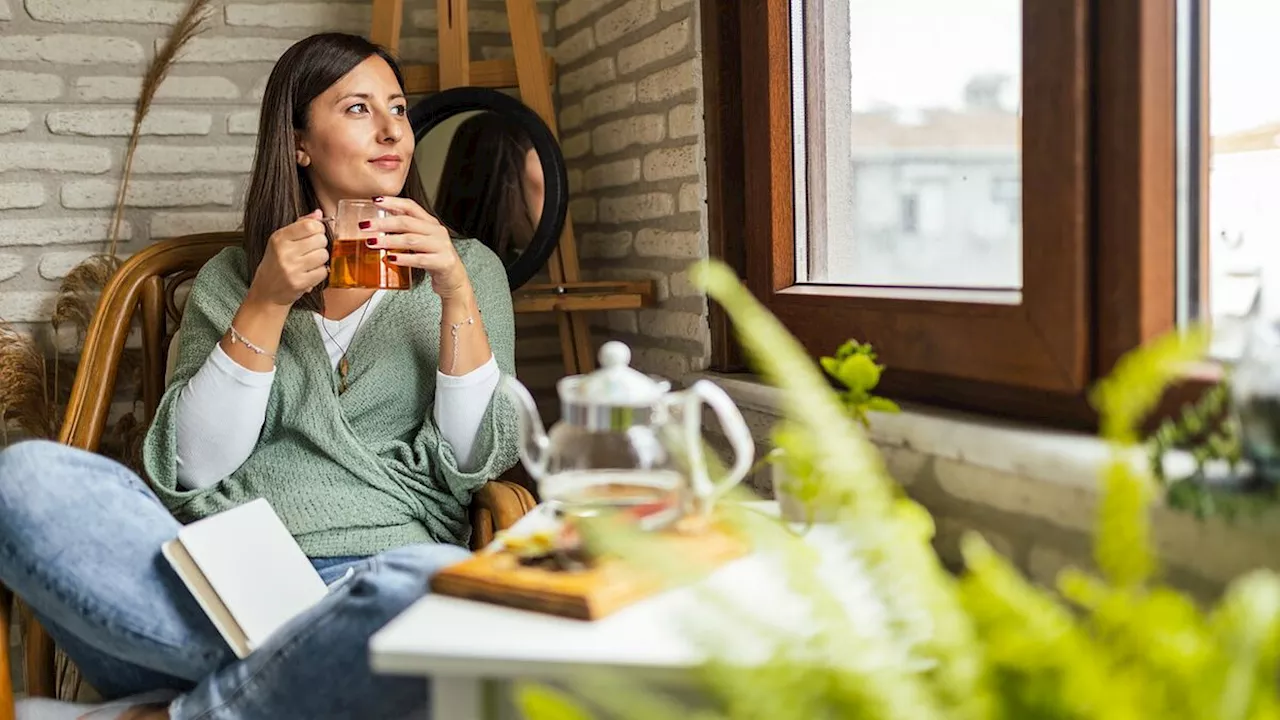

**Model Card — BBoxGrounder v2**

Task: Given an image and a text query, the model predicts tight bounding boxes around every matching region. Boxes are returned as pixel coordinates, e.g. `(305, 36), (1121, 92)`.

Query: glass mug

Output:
(326, 199), (413, 290)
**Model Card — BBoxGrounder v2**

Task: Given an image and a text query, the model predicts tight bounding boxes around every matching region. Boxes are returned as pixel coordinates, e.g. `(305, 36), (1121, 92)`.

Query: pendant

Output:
(338, 356), (350, 394)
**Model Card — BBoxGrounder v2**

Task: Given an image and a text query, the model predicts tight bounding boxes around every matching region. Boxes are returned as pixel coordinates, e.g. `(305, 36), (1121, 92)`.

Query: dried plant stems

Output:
(106, 0), (213, 256)
(0, 326), (52, 439)
(50, 255), (122, 343)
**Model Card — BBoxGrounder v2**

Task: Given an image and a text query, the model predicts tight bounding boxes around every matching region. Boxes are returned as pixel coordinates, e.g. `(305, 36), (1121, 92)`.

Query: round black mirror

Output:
(409, 87), (568, 292)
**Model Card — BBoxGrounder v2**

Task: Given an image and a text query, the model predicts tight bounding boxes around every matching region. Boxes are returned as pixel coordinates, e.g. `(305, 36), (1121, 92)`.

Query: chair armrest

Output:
(2, 584), (15, 720)
(468, 480), (537, 551)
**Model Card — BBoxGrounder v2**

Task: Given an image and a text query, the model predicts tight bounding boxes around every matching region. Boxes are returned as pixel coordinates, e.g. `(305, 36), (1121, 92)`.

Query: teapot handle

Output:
(682, 380), (755, 511)
(500, 375), (550, 483)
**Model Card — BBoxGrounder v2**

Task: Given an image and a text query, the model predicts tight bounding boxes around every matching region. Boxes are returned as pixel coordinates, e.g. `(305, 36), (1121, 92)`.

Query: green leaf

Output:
(866, 397), (901, 414)
(1094, 460), (1156, 588)
(834, 354), (881, 392)
(1089, 327), (1209, 444)
(819, 356), (841, 380)
(516, 683), (596, 720)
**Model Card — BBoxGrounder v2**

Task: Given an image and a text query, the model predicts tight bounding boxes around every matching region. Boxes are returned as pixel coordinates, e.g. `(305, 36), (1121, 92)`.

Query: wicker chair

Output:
(0, 232), (537, 714)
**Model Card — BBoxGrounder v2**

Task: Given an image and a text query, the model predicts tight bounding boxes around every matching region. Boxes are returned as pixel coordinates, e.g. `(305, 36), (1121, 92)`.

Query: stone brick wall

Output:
(552, 0), (709, 381)
(0, 0), (552, 334)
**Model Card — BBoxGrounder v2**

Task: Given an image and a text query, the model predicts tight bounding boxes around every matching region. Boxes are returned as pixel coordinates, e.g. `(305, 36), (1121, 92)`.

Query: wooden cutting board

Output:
(430, 525), (750, 620)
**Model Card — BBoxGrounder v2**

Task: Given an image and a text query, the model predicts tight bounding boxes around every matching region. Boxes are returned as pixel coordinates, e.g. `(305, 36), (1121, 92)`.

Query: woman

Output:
(1, 32), (519, 719)
(433, 112), (545, 266)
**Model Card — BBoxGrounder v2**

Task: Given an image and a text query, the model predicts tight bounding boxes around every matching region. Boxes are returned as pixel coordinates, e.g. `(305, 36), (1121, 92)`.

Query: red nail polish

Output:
(365, 238), (377, 246)
(372, 196), (384, 203)
(387, 254), (397, 262)
(358, 220), (371, 230)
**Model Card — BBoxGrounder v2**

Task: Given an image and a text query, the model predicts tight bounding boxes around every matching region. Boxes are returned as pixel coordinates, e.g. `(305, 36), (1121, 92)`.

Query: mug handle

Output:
(682, 379), (755, 513)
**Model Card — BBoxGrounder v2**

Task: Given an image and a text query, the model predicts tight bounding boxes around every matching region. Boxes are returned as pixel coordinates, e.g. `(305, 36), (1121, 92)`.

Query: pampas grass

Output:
(50, 254), (121, 347)
(106, 0), (213, 256)
(0, 326), (52, 441)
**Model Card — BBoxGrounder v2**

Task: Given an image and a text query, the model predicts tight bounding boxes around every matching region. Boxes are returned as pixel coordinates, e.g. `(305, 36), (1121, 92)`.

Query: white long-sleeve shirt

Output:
(173, 290), (501, 490)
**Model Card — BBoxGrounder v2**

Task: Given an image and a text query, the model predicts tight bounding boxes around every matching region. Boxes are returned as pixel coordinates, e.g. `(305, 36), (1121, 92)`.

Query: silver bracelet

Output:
(228, 325), (276, 359)
(448, 315), (475, 375)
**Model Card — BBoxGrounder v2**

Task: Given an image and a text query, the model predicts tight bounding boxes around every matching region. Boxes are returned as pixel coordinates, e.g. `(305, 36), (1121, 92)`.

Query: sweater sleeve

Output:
(433, 354), (501, 471)
(408, 240), (521, 521)
(142, 248), (254, 513)
(175, 344), (275, 490)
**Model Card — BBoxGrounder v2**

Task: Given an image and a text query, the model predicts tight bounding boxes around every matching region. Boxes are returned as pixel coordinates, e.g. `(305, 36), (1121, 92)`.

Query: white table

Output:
(368, 504), (892, 719)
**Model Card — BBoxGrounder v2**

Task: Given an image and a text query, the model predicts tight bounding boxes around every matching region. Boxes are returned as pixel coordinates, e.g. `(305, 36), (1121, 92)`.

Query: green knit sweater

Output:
(142, 239), (520, 557)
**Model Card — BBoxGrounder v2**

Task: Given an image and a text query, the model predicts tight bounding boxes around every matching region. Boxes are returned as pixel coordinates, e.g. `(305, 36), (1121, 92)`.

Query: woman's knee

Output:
(0, 440), (78, 514)
(0, 441), (151, 535)
(349, 543), (471, 619)
(379, 542), (471, 577)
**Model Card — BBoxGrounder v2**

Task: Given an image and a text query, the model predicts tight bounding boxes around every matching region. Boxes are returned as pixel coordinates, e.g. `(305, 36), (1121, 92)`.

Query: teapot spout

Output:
(501, 375), (550, 482)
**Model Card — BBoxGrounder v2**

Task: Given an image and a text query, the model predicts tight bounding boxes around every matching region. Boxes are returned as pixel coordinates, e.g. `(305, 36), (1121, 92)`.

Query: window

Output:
(703, 0), (1186, 428)
(798, 0), (1022, 290)
(1184, 0), (1280, 362)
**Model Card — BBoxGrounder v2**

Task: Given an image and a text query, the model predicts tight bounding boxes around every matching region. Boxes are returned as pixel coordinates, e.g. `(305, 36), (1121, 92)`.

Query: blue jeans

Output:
(0, 440), (470, 719)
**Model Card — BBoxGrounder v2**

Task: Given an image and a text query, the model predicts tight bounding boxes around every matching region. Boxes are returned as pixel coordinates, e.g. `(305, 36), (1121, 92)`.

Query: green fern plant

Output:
(518, 260), (1280, 720)
(764, 337), (900, 524)
(1145, 381), (1269, 521)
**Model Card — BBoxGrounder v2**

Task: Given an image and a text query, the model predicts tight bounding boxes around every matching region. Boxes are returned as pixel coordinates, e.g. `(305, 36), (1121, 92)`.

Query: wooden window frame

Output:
(702, 0), (1209, 430)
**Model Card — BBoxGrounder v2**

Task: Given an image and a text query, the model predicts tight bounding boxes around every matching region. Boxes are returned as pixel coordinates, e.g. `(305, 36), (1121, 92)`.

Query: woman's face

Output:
(296, 55), (414, 212)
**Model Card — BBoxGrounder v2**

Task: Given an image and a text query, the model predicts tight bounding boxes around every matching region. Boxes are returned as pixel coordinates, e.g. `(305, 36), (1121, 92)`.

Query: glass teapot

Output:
(501, 341), (755, 524)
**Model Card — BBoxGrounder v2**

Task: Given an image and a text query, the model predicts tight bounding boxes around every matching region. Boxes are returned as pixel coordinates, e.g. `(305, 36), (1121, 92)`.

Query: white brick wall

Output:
(24, 0), (185, 24)
(0, 255), (24, 282)
(47, 109), (213, 136)
(0, 71), (64, 101)
(76, 75), (241, 102)
(225, 3), (372, 31)
(0, 108), (31, 133)
(0, 182), (45, 209)
(554, 0), (708, 382)
(0, 35), (146, 65)
(38, 250), (98, 279)
(0, 0), (555, 331)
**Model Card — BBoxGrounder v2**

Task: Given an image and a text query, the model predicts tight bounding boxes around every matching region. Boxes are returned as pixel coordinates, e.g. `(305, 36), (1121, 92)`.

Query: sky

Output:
(843, 0), (1277, 136)
(1209, 0), (1280, 135)
(846, 0), (1020, 113)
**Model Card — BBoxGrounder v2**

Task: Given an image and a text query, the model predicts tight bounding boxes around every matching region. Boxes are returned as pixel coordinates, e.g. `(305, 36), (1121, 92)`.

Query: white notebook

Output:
(161, 498), (329, 658)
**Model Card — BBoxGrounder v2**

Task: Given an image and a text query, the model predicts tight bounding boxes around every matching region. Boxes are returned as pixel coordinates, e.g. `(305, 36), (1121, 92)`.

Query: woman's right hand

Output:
(247, 210), (330, 307)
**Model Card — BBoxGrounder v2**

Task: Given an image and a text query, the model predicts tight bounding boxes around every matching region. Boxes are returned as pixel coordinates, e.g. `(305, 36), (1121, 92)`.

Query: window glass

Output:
(795, 0), (1022, 290)
(1186, 0), (1280, 358)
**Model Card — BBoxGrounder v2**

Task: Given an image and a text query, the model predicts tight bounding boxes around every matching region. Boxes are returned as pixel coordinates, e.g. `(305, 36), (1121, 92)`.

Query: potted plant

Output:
(518, 260), (1280, 720)
(771, 338), (899, 524)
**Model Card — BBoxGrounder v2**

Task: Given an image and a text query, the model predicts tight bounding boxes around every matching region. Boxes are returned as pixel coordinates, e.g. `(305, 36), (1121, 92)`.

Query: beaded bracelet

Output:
(229, 325), (276, 360)
(448, 315), (475, 375)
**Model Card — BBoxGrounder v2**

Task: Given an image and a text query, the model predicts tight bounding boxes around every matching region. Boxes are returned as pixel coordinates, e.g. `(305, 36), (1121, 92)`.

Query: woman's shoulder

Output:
(188, 246), (250, 302)
(452, 237), (509, 287)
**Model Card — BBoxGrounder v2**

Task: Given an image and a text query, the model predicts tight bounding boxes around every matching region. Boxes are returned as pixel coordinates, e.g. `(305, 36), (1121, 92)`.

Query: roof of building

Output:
(849, 109), (1020, 150)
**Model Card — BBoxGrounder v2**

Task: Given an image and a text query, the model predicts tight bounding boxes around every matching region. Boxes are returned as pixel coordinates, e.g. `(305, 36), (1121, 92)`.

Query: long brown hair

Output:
(243, 32), (428, 313)
(433, 112), (536, 265)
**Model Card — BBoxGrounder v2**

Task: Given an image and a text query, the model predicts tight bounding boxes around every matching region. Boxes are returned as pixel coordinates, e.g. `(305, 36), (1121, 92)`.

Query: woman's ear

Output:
(295, 133), (311, 167)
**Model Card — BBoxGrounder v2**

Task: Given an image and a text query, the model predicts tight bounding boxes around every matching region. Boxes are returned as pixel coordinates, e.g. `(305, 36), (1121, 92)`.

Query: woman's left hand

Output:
(364, 196), (470, 299)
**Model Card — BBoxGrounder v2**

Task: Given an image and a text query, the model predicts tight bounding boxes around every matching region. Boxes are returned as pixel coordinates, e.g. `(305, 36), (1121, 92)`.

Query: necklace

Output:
(318, 299), (373, 394)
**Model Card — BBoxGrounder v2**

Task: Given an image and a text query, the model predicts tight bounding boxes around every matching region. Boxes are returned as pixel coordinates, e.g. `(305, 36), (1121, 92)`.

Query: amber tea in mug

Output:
(328, 199), (412, 290)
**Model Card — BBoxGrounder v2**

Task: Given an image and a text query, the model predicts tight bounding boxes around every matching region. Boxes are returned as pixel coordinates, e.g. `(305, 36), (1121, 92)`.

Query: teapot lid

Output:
(563, 341), (669, 408)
